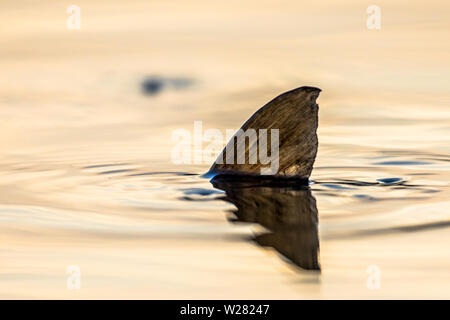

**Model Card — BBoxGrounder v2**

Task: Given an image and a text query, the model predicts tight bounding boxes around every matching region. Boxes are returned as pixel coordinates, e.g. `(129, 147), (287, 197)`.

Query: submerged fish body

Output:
(208, 86), (320, 179)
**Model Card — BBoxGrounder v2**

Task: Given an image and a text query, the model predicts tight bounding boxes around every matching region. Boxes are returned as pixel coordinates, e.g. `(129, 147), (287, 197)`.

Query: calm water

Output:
(0, 0), (449, 298)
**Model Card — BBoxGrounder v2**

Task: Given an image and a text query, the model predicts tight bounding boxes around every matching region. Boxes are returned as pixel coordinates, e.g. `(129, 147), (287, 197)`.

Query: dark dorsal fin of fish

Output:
(208, 86), (320, 180)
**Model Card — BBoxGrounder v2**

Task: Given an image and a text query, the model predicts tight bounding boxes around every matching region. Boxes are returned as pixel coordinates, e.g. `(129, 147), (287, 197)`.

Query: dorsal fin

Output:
(208, 86), (320, 179)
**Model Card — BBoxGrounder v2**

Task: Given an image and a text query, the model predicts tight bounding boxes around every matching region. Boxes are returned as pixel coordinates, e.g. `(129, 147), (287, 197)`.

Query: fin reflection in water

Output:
(211, 175), (320, 271)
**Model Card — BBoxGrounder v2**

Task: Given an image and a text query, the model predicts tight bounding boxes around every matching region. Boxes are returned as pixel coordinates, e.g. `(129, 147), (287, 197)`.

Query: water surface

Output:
(0, 0), (449, 298)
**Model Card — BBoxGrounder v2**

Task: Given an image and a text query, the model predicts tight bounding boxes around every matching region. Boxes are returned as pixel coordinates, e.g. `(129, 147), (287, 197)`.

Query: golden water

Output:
(0, 0), (449, 298)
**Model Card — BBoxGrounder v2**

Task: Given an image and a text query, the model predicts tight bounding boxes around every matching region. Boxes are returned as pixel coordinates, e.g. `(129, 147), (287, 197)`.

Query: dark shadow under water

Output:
(211, 175), (320, 271)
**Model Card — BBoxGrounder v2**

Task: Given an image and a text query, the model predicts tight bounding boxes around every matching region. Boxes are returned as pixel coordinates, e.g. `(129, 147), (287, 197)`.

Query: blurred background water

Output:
(0, 0), (449, 298)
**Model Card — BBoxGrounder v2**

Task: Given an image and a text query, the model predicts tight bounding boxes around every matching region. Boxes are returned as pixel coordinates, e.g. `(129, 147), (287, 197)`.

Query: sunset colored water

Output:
(0, 0), (449, 298)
